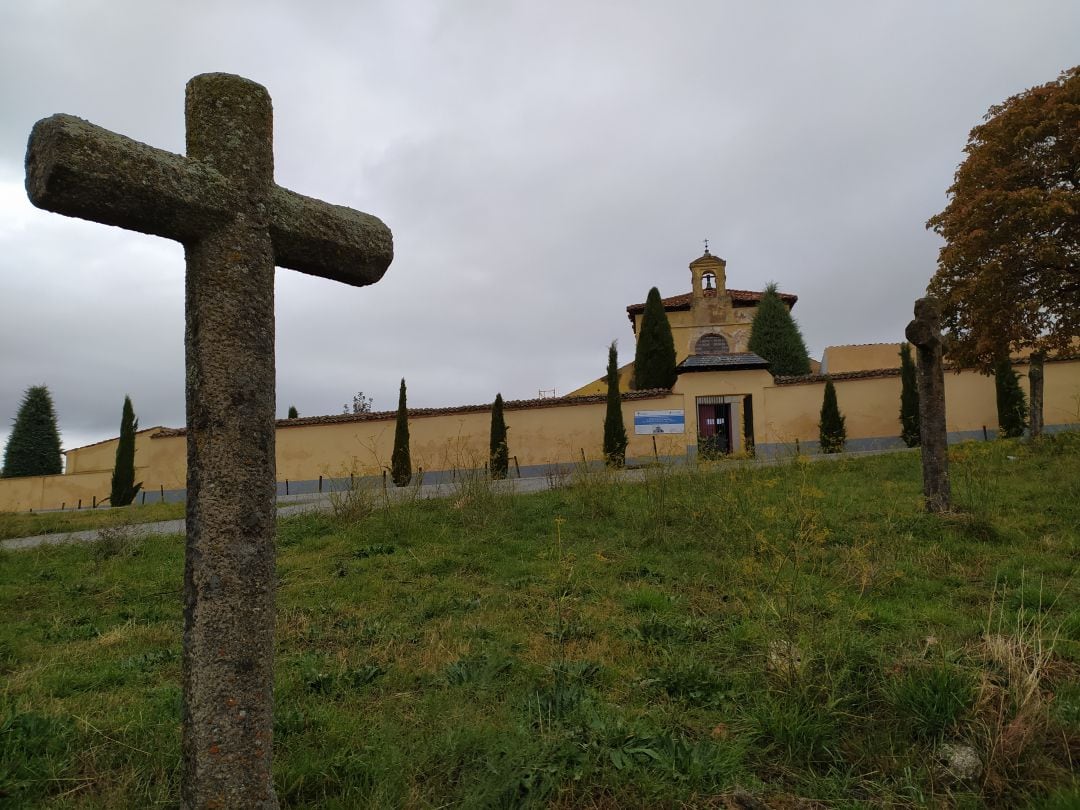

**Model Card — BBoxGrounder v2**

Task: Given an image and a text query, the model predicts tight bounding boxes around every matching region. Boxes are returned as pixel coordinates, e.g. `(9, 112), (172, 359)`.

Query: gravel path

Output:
(1, 448), (911, 551)
(0, 474), (561, 551)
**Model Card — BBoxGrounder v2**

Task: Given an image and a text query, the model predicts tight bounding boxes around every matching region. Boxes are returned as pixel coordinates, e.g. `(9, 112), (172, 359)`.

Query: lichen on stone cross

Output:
(905, 297), (950, 513)
(25, 73), (393, 809)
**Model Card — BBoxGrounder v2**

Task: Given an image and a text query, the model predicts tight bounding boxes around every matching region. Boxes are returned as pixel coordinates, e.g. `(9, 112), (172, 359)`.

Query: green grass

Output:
(1, 434), (1078, 808)
(0, 501), (186, 541)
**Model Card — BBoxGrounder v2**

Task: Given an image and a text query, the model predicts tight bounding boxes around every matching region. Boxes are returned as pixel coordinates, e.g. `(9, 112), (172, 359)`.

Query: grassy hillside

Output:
(0, 501), (186, 542)
(1, 436), (1078, 808)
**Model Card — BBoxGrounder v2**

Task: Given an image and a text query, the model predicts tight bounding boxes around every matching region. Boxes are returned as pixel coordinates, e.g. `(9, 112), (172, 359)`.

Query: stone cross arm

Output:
(25, 112), (391, 287)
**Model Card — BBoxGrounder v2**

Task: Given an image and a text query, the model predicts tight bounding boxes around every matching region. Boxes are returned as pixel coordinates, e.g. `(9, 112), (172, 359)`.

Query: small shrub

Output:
(328, 474), (375, 525)
(994, 358), (1028, 438)
(0, 706), (77, 805)
(444, 652), (515, 687)
(602, 341), (628, 467)
(110, 395), (141, 507)
(645, 657), (727, 705)
(489, 393), (509, 480)
(748, 688), (841, 765)
(352, 543), (395, 560)
(391, 378), (411, 487)
(91, 525), (142, 560)
(819, 380), (846, 453)
(887, 660), (976, 740)
(900, 342), (921, 447)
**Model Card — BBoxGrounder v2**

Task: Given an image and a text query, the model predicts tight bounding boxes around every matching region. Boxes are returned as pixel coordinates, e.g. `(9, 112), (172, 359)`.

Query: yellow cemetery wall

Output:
(1044, 361), (1080, 426)
(760, 375), (902, 446)
(65, 429), (167, 474)
(5, 393), (685, 511)
(0, 469), (114, 514)
(274, 393), (687, 480)
(758, 358), (1080, 451)
(821, 344), (902, 374)
(6, 359), (1078, 513)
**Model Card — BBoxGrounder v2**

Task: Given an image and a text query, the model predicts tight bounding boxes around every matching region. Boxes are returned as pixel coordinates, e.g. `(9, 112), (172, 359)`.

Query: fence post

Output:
(92, 495), (97, 509)
(285, 479), (289, 496)
(318, 475), (323, 493)
(160, 484), (165, 502)
(982, 425), (988, 441)
(652, 435), (659, 462)
(513, 456), (521, 478)
(77, 499), (82, 510)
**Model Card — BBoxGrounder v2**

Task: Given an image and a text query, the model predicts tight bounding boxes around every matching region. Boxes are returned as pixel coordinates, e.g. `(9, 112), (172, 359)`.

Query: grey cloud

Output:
(2, 1), (1078, 454)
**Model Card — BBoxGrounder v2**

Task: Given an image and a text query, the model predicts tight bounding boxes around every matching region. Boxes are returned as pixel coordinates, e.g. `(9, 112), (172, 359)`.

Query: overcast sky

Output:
(1, 1), (1078, 455)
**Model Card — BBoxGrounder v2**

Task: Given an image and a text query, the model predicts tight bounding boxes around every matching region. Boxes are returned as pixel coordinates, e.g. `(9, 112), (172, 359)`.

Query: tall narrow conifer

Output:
(632, 287), (677, 389)
(994, 358), (1028, 438)
(110, 395), (141, 506)
(489, 393), (508, 479)
(2, 385), (62, 477)
(748, 283), (811, 377)
(391, 378), (412, 486)
(819, 380), (846, 453)
(603, 342), (628, 467)
(899, 342), (920, 447)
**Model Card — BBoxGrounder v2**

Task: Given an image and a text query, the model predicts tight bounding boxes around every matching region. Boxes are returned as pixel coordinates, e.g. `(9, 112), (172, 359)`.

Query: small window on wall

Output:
(695, 333), (729, 354)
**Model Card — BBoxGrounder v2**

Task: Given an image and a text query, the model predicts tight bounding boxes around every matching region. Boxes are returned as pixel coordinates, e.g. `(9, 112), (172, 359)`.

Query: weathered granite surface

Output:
(905, 297), (950, 513)
(26, 72), (393, 809)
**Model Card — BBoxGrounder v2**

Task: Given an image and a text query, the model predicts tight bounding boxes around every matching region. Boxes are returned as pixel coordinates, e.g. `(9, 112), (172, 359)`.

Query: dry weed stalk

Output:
(973, 576), (1067, 796)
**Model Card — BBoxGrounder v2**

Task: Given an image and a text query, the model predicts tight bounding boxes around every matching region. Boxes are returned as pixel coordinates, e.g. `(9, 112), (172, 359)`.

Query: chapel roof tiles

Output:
(677, 352), (771, 373)
(773, 368), (902, 386)
(626, 287), (797, 323)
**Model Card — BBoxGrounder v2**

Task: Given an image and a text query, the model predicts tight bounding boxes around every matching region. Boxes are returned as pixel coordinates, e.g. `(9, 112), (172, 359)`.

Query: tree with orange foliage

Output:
(926, 65), (1079, 437)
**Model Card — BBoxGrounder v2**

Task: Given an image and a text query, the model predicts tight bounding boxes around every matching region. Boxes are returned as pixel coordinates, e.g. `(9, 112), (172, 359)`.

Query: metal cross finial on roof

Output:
(703, 238), (710, 254)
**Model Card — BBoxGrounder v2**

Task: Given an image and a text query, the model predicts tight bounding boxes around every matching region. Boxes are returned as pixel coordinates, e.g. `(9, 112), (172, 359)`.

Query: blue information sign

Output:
(634, 409), (685, 435)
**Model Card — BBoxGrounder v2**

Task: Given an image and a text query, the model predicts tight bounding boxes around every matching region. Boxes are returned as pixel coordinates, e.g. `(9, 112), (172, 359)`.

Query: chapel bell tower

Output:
(689, 249), (731, 324)
(690, 249), (727, 300)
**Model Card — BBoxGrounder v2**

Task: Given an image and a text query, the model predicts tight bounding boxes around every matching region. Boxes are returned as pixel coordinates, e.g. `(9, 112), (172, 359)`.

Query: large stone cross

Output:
(905, 297), (950, 513)
(26, 73), (393, 809)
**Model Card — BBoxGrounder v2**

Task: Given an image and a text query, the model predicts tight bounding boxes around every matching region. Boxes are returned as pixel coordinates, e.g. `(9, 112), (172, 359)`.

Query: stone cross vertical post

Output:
(905, 297), (951, 513)
(25, 73), (393, 808)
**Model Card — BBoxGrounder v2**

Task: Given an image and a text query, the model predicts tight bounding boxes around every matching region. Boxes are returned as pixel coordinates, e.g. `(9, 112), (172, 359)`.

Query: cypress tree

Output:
(603, 342), (628, 467)
(632, 287), (677, 389)
(819, 380), (846, 453)
(287, 405), (299, 419)
(489, 393), (509, 480)
(747, 283), (811, 377)
(2, 385), (62, 477)
(391, 378), (411, 486)
(899, 342), (920, 447)
(110, 395), (141, 506)
(994, 358), (1028, 438)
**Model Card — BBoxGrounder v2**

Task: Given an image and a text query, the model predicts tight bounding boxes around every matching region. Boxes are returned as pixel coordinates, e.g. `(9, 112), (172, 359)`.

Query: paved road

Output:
(1, 448), (913, 551)
(0, 473), (562, 551)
